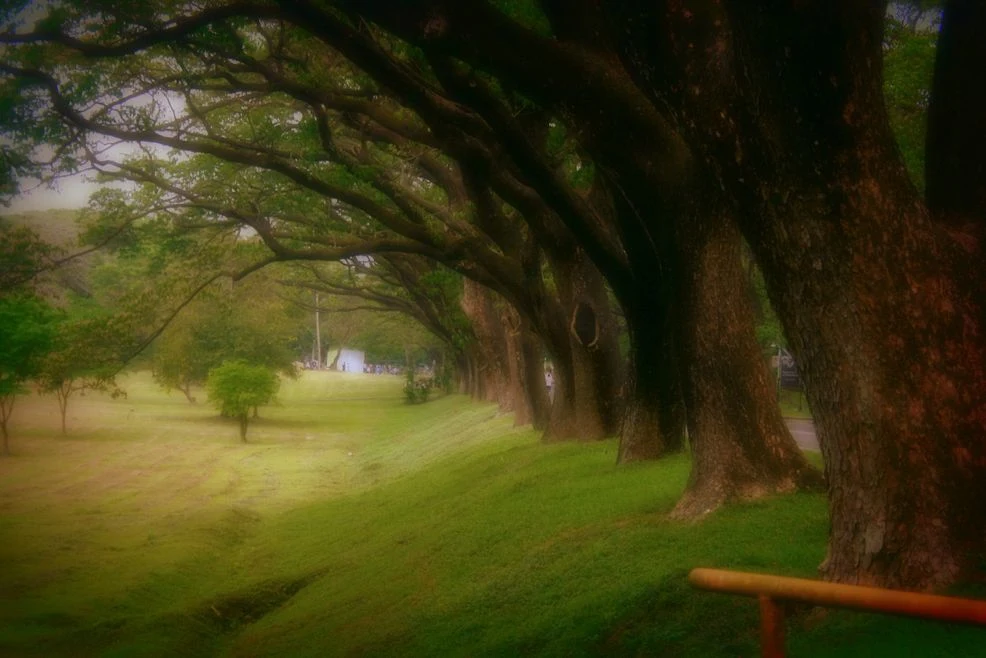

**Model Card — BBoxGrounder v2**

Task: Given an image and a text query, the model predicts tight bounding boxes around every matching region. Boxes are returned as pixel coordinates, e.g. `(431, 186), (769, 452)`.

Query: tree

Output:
(329, 0), (984, 590)
(11, 0), (974, 588)
(0, 2), (806, 502)
(151, 272), (304, 402)
(884, 13), (938, 190)
(37, 315), (127, 435)
(0, 220), (57, 290)
(206, 360), (280, 442)
(0, 294), (58, 453)
(0, 220), (61, 451)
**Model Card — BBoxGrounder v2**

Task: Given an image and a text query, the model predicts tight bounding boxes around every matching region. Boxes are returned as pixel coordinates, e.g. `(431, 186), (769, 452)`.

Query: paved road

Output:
(785, 418), (818, 452)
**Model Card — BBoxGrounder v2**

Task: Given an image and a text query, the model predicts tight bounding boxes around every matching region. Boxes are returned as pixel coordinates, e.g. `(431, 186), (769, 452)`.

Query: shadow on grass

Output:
(194, 570), (328, 634)
(15, 570), (328, 658)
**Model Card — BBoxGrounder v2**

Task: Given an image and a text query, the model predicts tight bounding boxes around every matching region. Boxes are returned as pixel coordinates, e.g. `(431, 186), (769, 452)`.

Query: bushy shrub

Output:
(403, 372), (433, 404)
(206, 360), (279, 441)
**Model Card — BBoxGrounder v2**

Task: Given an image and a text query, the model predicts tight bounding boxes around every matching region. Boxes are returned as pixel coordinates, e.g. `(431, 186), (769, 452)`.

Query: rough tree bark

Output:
(543, 0), (986, 587)
(460, 279), (512, 410)
(611, 197), (686, 462)
(346, 0), (822, 506)
(671, 211), (823, 518)
(456, 351), (479, 398)
(713, 3), (986, 588)
(518, 321), (551, 430)
(21, 0), (982, 590)
(549, 246), (624, 439)
(501, 304), (533, 426)
(618, 306), (684, 462)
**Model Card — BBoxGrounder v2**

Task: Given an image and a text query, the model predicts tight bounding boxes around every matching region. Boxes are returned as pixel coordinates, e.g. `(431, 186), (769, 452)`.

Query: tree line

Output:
(1, 1), (982, 591)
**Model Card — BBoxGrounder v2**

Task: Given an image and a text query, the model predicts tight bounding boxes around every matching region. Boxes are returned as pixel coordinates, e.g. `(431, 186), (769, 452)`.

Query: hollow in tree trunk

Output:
(540, 248), (624, 441)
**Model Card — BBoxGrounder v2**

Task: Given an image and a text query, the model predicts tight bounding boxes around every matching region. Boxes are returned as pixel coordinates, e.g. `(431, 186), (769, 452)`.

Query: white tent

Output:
(337, 348), (365, 373)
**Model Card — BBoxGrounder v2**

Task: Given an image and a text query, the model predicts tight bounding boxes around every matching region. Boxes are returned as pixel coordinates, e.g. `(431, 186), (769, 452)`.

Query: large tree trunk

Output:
(924, 0), (986, 334)
(342, 0), (986, 588)
(617, 283), (686, 463)
(671, 212), (823, 518)
(614, 218), (685, 463)
(750, 172), (985, 590)
(461, 279), (512, 410)
(594, 0), (985, 587)
(541, 246), (624, 441)
(458, 351), (480, 398)
(501, 305), (533, 426)
(715, 4), (986, 588)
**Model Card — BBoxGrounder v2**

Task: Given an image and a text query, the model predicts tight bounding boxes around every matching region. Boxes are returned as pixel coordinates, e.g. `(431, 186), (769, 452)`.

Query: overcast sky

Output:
(5, 174), (98, 213)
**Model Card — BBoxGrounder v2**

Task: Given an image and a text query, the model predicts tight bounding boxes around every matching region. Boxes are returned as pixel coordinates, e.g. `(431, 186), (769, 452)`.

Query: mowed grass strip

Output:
(1, 371), (983, 657)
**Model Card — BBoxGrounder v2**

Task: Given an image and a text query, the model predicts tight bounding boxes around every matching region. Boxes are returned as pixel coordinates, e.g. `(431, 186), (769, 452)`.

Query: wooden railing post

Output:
(689, 568), (986, 656)
(758, 594), (785, 658)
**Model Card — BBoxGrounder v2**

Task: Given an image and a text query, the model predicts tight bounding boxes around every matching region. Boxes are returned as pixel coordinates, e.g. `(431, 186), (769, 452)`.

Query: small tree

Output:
(0, 295), (58, 454)
(37, 315), (129, 435)
(206, 361), (279, 442)
(152, 276), (303, 402)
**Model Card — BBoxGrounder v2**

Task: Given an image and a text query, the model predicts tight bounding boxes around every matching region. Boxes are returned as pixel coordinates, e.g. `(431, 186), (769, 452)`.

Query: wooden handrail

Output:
(689, 568), (986, 657)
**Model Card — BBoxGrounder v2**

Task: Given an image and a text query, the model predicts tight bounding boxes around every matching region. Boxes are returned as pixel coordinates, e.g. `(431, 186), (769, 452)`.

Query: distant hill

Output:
(1, 208), (83, 247)
(0, 209), (94, 301)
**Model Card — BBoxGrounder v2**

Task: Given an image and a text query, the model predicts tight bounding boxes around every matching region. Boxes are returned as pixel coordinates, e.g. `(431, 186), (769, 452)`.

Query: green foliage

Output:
(0, 220), (57, 291)
(206, 360), (279, 440)
(152, 294), (297, 396)
(0, 294), (58, 397)
(75, 203), (307, 398)
(488, 0), (553, 36)
(0, 293), (59, 449)
(883, 19), (938, 192)
(206, 360), (280, 418)
(37, 315), (128, 433)
(0, 220), (61, 404)
(0, 214), (131, 434)
(402, 369), (432, 404)
(434, 359), (454, 394)
(351, 313), (438, 365)
(152, 278), (302, 401)
(743, 249), (786, 353)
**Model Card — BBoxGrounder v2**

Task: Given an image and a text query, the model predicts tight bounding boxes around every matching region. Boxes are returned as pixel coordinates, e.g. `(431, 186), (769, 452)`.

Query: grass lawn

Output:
(1, 371), (982, 656)
(779, 388), (812, 419)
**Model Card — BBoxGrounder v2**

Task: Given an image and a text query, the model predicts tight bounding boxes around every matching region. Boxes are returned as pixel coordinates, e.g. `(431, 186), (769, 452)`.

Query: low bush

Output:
(403, 375), (433, 404)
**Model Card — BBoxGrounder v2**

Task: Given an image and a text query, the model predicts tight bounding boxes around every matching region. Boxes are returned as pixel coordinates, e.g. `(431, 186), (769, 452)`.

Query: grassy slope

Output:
(1, 372), (982, 657)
